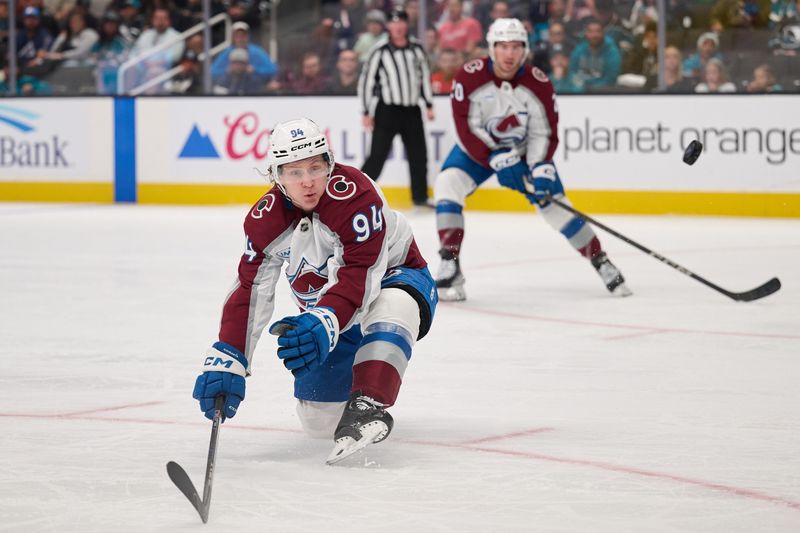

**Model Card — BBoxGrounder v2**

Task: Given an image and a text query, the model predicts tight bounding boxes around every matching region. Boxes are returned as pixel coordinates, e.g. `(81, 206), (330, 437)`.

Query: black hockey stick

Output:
(545, 195), (781, 302)
(167, 396), (225, 523)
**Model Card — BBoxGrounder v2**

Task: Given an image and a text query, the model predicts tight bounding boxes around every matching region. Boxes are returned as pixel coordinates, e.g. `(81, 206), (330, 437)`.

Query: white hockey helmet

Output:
(487, 18), (529, 67)
(266, 117), (333, 191)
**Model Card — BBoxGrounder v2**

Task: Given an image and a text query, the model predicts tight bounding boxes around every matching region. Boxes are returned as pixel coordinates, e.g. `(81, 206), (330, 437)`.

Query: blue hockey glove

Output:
(529, 161), (560, 205)
(269, 307), (339, 378)
(489, 149), (529, 193)
(192, 341), (248, 421)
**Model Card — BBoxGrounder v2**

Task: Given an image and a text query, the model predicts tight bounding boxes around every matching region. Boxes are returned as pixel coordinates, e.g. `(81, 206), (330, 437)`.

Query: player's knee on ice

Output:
(296, 400), (347, 438)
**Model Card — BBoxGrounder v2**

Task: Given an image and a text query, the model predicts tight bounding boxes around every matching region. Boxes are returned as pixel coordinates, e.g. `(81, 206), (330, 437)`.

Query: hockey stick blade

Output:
(166, 461), (204, 519)
(726, 277), (781, 302)
(544, 195), (782, 303)
(167, 396), (225, 523)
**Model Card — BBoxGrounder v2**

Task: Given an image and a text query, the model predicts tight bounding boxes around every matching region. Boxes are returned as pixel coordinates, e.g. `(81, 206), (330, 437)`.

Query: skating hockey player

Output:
(192, 118), (437, 464)
(433, 18), (631, 301)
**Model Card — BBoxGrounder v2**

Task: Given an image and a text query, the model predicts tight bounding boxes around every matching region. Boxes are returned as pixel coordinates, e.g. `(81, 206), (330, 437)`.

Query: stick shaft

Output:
(546, 196), (779, 302)
(200, 396), (225, 522)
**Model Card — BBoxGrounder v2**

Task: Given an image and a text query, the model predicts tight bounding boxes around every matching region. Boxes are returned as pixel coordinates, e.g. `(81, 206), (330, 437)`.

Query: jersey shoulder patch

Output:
(326, 174), (358, 201)
(531, 66), (549, 83)
(455, 58), (493, 96)
(244, 186), (295, 253)
(462, 58), (487, 75)
(250, 191), (278, 219)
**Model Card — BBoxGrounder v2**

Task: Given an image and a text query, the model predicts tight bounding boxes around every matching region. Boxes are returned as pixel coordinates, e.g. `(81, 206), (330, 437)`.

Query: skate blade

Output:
(325, 422), (388, 465)
(436, 285), (466, 302)
(611, 283), (633, 297)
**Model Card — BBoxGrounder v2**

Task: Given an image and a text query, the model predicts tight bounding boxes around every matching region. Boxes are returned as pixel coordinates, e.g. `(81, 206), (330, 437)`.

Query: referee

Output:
(358, 7), (435, 207)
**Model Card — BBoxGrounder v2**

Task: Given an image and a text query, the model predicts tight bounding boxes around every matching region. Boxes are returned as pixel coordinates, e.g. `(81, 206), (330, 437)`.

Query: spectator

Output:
(213, 47), (262, 95)
(480, 0), (512, 46)
(548, 0), (568, 23)
(320, 0), (364, 51)
(25, 0), (60, 37)
(695, 57), (737, 92)
(118, 0), (145, 43)
(476, 0), (512, 31)
(425, 26), (440, 66)
(626, 0), (659, 36)
(15, 6), (54, 77)
(130, 7), (183, 64)
(431, 48), (463, 94)
(169, 33), (204, 94)
(544, 21), (575, 55)
(286, 51), (330, 95)
(622, 21), (658, 88)
(354, 9), (387, 62)
(595, 0), (633, 53)
(682, 32), (722, 80)
(127, 8), (184, 93)
(327, 48), (359, 95)
(549, 49), (580, 92)
(662, 45), (695, 92)
(565, 0), (599, 25)
(711, 0), (771, 29)
(172, 0), (224, 33)
(44, 10), (99, 66)
(224, 0), (260, 31)
(405, 0), (422, 38)
(769, 0), (800, 29)
(91, 10), (131, 94)
(211, 21), (277, 83)
(745, 63), (783, 91)
(530, 20), (574, 74)
(45, 0), (79, 28)
(0, 72), (53, 94)
(568, 17), (621, 90)
(437, 0), (483, 55)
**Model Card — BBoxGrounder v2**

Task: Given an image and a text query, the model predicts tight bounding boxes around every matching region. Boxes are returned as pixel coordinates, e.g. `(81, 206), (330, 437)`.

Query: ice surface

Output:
(1, 203), (798, 532)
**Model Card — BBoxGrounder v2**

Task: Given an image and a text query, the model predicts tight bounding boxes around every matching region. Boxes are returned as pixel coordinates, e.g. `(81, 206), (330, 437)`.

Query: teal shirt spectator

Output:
(92, 35), (132, 94)
(0, 75), (53, 95)
(211, 44), (277, 82)
(552, 75), (582, 94)
(682, 52), (722, 79)
(769, 0), (798, 28)
(568, 35), (621, 89)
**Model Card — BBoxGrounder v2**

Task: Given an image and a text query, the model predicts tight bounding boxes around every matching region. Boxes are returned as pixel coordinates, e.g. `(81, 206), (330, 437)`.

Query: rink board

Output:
(1, 95), (799, 216)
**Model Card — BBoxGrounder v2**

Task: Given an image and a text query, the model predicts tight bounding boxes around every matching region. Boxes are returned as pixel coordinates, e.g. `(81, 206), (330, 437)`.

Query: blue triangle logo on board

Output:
(179, 124), (220, 158)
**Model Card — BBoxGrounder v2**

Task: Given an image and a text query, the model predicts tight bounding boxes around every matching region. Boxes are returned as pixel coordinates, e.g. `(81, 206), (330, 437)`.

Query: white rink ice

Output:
(1, 203), (799, 533)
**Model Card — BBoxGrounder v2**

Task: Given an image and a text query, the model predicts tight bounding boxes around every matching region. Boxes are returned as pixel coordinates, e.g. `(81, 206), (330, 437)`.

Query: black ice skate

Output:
(435, 249), (467, 301)
(326, 392), (394, 465)
(591, 252), (632, 297)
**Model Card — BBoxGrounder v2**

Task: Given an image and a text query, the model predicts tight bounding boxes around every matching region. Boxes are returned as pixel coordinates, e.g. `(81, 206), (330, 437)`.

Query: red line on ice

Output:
(0, 400), (168, 419)
(4, 410), (799, 512)
(443, 303), (800, 340)
(401, 438), (800, 511)
(459, 427), (555, 445)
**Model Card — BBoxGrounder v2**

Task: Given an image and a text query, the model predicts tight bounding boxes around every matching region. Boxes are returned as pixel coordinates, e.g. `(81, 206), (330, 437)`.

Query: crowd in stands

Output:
(1, 0), (798, 95)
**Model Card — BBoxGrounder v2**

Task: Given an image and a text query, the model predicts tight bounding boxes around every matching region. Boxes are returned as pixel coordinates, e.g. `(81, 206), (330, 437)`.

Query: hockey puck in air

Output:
(683, 140), (703, 165)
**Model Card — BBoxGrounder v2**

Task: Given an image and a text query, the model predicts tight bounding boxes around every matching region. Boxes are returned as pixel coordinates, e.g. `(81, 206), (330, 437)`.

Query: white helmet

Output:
(487, 18), (529, 67)
(266, 117), (333, 191)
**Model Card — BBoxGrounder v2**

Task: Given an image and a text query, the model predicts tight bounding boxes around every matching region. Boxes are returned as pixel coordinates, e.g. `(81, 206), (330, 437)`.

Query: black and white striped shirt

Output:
(358, 36), (434, 116)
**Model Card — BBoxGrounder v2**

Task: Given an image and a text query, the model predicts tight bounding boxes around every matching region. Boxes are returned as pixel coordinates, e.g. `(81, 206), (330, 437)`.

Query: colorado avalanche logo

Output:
(486, 113), (527, 146)
(326, 175), (357, 200)
(250, 193), (276, 219)
(532, 67), (549, 83)
(286, 256), (331, 308)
